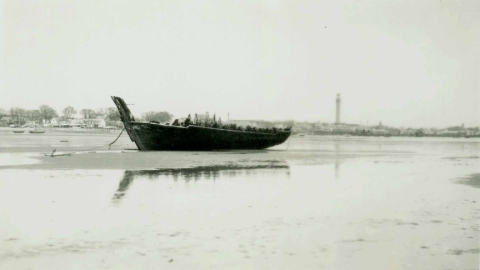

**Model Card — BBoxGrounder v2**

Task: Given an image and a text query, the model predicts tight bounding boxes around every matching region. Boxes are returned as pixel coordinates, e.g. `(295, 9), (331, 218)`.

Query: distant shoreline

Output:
(1, 127), (479, 139)
(0, 127), (123, 135)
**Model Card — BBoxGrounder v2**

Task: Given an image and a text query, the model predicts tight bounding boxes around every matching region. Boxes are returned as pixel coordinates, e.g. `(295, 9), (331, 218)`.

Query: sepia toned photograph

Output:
(0, 0), (479, 269)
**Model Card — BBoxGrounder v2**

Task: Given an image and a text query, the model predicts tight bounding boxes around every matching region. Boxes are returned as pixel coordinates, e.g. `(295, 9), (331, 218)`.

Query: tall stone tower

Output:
(335, 94), (341, 124)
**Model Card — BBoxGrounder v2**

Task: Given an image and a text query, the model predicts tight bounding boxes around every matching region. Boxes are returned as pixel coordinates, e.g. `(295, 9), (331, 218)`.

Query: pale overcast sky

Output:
(1, 0), (479, 128)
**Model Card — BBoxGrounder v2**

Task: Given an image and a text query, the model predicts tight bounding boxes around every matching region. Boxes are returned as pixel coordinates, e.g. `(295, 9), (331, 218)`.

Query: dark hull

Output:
(111, 96), (291, 151)
(13, 131), (25, 133)
(29, 130), (45, 134)
(129, 122), (290, 151)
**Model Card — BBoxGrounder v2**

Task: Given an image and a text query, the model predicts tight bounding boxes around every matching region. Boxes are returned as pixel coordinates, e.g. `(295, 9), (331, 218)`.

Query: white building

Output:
(84, 119), (106, 128)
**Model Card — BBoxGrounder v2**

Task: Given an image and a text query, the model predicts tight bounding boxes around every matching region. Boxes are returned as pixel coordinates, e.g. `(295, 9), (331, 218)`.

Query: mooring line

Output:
(47, 127), (126, 157)
(108, 127), (125, 150)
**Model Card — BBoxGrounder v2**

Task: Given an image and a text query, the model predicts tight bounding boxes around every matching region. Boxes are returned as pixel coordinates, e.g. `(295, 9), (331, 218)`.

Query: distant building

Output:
(51, 117), (73, 127)
(0, 116), (11, 127)
(335, 94), (341, 124)
(421, 129), (435, 135)
(106, 120), (123, 128)
(84, 119), (106, 128)
(437, 129), (460, 136)
(50, 118), (62, 127)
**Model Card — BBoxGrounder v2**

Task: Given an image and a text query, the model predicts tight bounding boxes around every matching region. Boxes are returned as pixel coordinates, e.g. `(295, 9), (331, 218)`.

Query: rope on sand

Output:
(108, 127), (125, 150)
(285, 138), (291, 150)
(47, 128), (126, 157)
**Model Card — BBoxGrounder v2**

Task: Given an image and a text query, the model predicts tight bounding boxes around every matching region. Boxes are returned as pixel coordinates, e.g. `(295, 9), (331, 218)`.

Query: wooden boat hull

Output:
(13, 130), (25, 133)
(128, 122), (290, 151)
(111, 96), (291, 151)
(29, 130), (46, 134)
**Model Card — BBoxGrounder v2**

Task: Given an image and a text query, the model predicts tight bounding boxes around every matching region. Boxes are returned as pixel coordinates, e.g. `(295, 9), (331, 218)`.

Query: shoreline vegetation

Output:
(1, 104), (478, 138)
(0, 127), (122, 135)
(1, 126), (478, 138)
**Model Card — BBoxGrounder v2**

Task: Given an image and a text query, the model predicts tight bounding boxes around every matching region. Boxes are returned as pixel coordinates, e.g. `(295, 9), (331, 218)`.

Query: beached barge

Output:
(111, 96), (291, 151)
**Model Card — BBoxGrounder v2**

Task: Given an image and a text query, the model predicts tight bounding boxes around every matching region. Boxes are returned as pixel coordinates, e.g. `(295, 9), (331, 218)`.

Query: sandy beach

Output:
(0, 132), (478, 269)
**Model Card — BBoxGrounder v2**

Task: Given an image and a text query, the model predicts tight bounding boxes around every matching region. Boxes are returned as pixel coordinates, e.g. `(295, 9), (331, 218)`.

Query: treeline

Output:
(141, 111), (173, 123)
(0, 105), (122, 125)
(0, 105), (177, 126)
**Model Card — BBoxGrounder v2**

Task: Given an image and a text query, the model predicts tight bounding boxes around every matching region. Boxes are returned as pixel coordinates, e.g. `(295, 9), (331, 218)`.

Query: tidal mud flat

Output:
(0, 134), (479, 270)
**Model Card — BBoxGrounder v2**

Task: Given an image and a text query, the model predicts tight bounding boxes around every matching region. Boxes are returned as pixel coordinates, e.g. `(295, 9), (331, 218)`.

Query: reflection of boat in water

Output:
(112, 163), (290, 203)
(13, 130), (25, 133)
(111, 96), (291, 151)
(29, 129), (46, 134)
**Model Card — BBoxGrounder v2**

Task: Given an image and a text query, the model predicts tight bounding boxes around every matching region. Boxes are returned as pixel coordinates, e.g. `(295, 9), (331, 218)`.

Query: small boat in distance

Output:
(29, 129), (46, 134)
(111, 96), (292, 151)
(13, 130), (25, 133)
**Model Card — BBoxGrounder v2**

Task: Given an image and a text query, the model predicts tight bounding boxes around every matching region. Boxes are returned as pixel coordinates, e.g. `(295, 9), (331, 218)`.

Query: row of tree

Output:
(141, 111), (173, 123)
(0, 105), (177, 125)
(5, 105), (60, 125)
(0, 105), (122, 125)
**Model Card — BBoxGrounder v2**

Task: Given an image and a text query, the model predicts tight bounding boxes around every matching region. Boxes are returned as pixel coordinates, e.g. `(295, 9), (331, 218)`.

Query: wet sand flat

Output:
(0, 135), (478, 269)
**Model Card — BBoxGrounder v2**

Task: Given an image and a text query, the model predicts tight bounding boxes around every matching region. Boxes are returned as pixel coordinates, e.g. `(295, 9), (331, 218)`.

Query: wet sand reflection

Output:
(112, 162), (290, 203)
(334, 142), (341, 181)
(334, 161), (340, 181)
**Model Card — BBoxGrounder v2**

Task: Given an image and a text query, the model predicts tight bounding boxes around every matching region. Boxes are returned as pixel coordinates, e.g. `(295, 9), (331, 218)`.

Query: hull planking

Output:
(111, 96), (291, 151)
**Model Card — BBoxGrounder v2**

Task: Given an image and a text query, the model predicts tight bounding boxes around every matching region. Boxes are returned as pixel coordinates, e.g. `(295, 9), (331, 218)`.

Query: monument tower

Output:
(335, 94), (341, 124)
